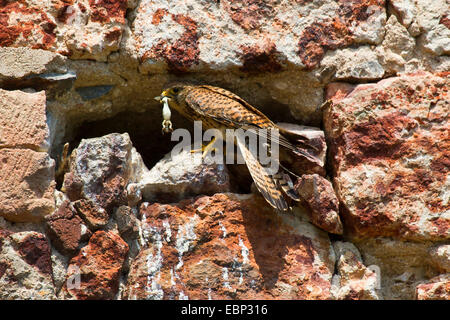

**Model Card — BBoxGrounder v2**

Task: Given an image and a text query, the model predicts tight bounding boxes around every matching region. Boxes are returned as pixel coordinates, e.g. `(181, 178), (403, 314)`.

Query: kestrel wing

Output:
(185, 86), (273, 129)
(235, 133), (289, 211)
(185, 86), (316, 162)
(192, 86), (313, 149)
(199, 85), (274, 126)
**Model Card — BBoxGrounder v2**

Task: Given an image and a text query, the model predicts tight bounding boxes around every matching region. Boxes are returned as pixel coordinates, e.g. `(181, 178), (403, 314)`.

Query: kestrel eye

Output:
(172, 88), (180, 94)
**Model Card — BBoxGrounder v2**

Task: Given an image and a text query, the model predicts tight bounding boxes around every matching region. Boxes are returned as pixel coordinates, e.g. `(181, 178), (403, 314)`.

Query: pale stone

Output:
(355, 238), (440, 300)
(322, 46), (385, 81)
(414, 0), (450, 55)
(0, 47), (67, 80)
(331, 241), (383, 300)
(429, 245), (450, 273)
(390, 0), (417, 27)
(416, 274), (450, 300)
(0, 89), (50, 151)
(0, 149), (55, 222)
(0, 231), (56, 300)
(68, 133), (133, 209)
(376, 15), (416, 74)
(140, 148), (231, 203)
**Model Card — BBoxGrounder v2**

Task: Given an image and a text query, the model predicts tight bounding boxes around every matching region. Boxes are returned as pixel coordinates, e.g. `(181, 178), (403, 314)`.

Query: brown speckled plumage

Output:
(159, 82), (313, 211)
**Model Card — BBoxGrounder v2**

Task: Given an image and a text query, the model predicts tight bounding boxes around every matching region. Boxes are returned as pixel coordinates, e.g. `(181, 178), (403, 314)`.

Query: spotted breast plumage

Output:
(156, 82), (316, 211)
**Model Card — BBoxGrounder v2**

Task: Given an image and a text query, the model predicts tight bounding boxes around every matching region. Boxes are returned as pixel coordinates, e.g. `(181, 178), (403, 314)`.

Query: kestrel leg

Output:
(190, 137), (218, 159)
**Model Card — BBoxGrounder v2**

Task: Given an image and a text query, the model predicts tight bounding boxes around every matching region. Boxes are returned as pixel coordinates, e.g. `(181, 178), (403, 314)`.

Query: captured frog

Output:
(155, 95), (173, 134)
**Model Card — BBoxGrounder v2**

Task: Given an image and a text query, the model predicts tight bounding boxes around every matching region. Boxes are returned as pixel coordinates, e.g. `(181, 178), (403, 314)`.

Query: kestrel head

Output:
(157, 81), (195, 103)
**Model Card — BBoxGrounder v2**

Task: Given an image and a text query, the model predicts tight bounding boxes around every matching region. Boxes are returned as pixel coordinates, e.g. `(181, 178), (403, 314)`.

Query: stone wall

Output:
(0, 0), (448, 300)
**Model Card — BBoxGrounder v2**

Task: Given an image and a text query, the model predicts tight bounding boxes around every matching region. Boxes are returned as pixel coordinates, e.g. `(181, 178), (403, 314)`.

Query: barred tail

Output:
(273, 171), (300, 201)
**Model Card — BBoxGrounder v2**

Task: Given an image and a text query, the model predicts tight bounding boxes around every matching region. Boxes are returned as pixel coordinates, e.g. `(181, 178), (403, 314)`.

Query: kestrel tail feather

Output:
(235, 134), (289, 211)
(244, 127), (317, 164)
(273, 172), (300, 201)
(259, 131), (300, 202)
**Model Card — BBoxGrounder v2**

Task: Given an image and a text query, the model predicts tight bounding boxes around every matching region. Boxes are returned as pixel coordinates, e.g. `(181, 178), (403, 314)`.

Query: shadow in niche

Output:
(70, 108), (193, 171)
(255, 99), (297, 125)
(240, 199), (316, 291)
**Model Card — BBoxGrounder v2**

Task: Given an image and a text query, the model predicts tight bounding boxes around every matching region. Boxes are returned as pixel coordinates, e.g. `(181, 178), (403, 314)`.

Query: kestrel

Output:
(155, 82), (316, 211)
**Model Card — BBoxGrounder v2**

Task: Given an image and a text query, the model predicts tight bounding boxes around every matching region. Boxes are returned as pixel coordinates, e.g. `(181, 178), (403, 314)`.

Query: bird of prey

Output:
(155, 82), (316, 211)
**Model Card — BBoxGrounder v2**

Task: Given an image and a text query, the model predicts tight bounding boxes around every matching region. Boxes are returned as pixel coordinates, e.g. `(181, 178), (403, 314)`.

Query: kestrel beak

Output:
(154, 90), (171, 102)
